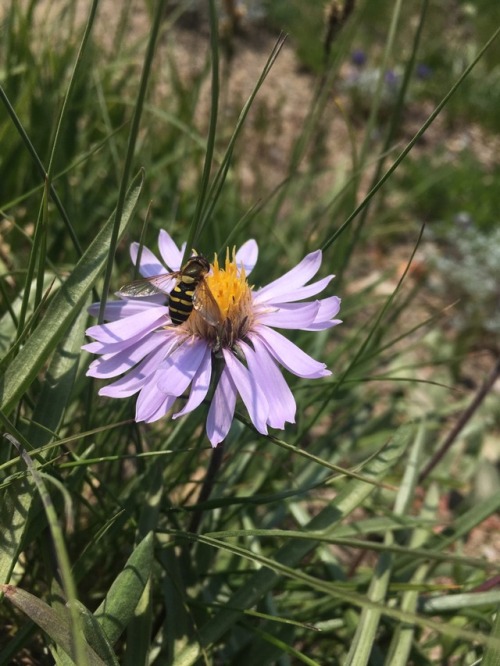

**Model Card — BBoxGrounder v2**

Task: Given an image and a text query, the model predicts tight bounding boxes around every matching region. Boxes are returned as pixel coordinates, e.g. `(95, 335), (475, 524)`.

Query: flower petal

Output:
(315, 295), (341, 320)
(223, 349), (268, 436)
(240, 339), (296, 428)
(253, 250), (322, 304)
(130, 243), (166, 278)
(157, 338), (209, 396)
(302, 296), (342, 331)
(87, 332), (166, 379)
(207, 368), (237, 447)
(158, 229), (183, 271)
(173, 350), (212, 418)
(144, 393), (177, 423)
(98, 334), (180, 398)
(255, 301), (320, 329)
(83, 307), (169, 354)
(236, 239), (258, 275)
(84, 230), (341, 444)
(135, 372), (174, 422)
(145, 393), (176, 423)
(303, 319), (342, 331)
(146, 395), (175, 423)
(257, 275), (334, 305)
(252, 325), (331, 379)
(88, 299), (166, 322)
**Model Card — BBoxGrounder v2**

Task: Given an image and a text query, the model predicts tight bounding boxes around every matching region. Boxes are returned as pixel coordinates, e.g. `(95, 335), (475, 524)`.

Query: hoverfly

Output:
(119, 253), (222, 328)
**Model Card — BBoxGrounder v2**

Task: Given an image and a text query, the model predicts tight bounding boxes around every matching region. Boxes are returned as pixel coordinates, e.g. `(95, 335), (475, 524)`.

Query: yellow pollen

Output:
(185, 248), (253, 348)
(206, 248), (252, 320)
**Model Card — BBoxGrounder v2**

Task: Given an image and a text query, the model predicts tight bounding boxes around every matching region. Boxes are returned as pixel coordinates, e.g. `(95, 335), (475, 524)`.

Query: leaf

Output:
(75, 601), (120, 666)
(344, 425), (425, 666)
(1, 584), (106, 666)
(122, 578), (153, 666)
(173, 426), (412, 666)
(482, 607), (500, 666)
(0, 172), (143, 416)
(94, 531), (154, 645)
(27, 305), (90, 448)
(0, 478), (33, 585)
(123, 465), (163, 666)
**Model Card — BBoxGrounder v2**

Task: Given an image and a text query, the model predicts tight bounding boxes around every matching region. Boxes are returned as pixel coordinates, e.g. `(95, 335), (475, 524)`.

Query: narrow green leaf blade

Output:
(173, 426), (411, 666)
(76, 601), (120, 666)
(1, 584), (106, 666)
(123, 464), (163, 666)
(27, 305), (90, 448)
(0, 308), (91, 586)
(0, 172), (143, 416)
(0, 478), (33, 585)
(482, 606), (500, 666)
(94, 531), (154, 645)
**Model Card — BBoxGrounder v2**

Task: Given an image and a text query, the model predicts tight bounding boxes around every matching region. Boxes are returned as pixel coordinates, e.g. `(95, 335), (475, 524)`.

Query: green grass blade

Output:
(0, 307), (89, 587)
(184, 0), (219, 258)
(345, 424), (425, 666)
(171, 530), (498, 653)
(339, 0), (428, 278)
(1, 585), (106, 666)
(244, 625), (320, 666)
(94, 531), (154, 646)
(172, 426), (411, 665)
(45, 0), (99, 181)
(199, 34), (287, 245)
(122, 465), (163, 665)
(3, 436), (89, 666)
(0, 172), (143, 416)
(98, 1), (165, 322)
(0, 84), (83, 257)
(0, 476), (33, 585)
(388, 482), (439, 663)
(483, 607), (500, 666)
(357, 0), (404, 168)
(75, 601), (120, 666)
(122, 578), (153, 666)
(322, 22), (500, 252)
(27, 305), (89, 449)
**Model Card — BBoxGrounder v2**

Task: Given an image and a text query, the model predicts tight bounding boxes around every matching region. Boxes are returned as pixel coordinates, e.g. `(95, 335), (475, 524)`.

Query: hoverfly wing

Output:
(193, 280), (223, 327)
(118, 273), (179, 298)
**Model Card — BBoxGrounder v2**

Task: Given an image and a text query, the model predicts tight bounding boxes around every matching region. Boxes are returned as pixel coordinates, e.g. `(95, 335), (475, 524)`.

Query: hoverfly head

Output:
(183, 252), (210, 279)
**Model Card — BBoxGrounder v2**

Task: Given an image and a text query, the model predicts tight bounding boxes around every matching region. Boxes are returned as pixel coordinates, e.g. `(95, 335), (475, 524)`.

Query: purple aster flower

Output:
(415, 63), (432, 80)
(83, 231), (341, 447)
(384, 69), (400, 87)
(351, 49), (367, 67)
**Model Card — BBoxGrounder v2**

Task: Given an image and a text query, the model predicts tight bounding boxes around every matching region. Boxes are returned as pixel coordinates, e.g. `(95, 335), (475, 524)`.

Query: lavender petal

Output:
(206, 368), (237, 446)
(252, 325), (331, 379)
(240, 339), (296, 428)
(253, 251), (322, 303)
(156, 338), (209, 396)
(223, 349), (269, 435)
(130, 243), (165, 277)
(236, 239), (258, 275)
(158, 229), (183, 271)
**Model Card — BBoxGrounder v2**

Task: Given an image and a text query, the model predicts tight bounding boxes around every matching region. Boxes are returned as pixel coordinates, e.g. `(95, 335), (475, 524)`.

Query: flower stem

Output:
(418, 356), (500, 482)
(188, 353), (226, 534)
(188, 443), (225, 534)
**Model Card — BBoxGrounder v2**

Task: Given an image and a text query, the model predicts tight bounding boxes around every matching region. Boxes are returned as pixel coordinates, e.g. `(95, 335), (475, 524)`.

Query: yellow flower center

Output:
(187, 248), (253, 348)
(206, 249), (251, 319)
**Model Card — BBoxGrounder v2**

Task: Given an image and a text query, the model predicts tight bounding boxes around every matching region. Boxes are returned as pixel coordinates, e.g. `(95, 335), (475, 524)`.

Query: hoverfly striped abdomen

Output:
(168, 255), (210, 326)
(118, 253), (220, 329)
